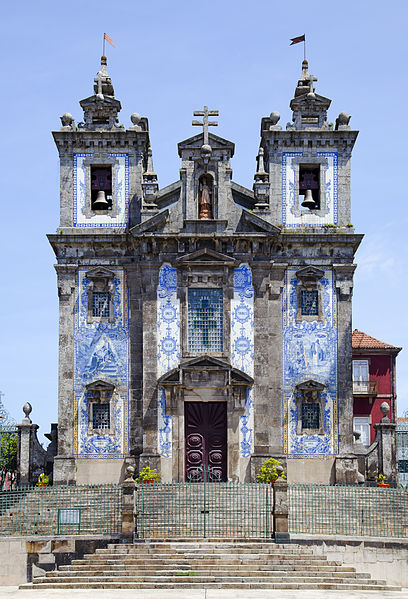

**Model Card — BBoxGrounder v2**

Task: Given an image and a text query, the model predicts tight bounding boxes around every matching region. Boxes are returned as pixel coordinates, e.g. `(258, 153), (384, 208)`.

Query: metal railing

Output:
(352, 380), (378, 395)
(0, 484), (121, 536)
(137, 480), (272, 539)
(289, 483), (408, 538)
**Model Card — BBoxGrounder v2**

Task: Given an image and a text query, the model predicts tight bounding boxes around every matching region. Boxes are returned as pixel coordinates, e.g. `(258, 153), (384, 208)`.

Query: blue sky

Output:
(1, 0), (407, 439)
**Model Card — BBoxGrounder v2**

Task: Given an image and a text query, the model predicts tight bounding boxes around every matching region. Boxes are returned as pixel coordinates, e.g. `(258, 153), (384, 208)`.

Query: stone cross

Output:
(308, 73), (318, 94)
(192, 105), (219, 145)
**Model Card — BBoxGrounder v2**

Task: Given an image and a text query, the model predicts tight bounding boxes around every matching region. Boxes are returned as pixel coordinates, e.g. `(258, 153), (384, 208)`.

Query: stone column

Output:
(17, 403), (47, 485)
(121, 466), (136, 542)
(273, 479), (290, 543)
(374, 402), (397, 484)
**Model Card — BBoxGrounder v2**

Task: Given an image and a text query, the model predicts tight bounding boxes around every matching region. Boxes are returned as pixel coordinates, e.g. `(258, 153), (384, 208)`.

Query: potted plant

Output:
(376, 473), (389, 488)
(256, 458), (286, 484)
(135, 466), (161, 484)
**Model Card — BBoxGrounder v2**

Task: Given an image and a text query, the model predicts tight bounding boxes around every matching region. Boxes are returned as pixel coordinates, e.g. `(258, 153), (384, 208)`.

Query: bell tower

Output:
(259, 60), (358, 228)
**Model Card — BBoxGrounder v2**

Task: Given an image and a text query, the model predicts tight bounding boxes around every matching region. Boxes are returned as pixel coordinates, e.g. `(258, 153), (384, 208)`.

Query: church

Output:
(50, 56), (362, 485)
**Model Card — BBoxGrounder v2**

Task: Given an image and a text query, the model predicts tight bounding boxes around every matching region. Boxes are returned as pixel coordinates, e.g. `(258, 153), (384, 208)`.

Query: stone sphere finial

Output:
(380, 402), (390, 419)
(125, 465), (135, 481)
(130, 113), (141, 125)
(23, 402), (32, 417)
(270, 111), (280, 125)
(60, 113), (74, 129)
(338, 112), (351, 125)
(22, 402), (32, 423)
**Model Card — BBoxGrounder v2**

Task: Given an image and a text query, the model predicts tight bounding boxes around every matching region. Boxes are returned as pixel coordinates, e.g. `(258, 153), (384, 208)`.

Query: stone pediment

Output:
(176, 248), (237, 267)
(296, 379), (325, 392)
(296, 266), (325, 283)
(130, 209), (169, 235)
(86, 380), (115, 392)
(85, 267), (115, 280)
(290, 93), (331, 110)
(158, 355), (253, 387)
(178, 132), (235, 156)
(79, 94), (121, 110)
(238, 209), (281, 235)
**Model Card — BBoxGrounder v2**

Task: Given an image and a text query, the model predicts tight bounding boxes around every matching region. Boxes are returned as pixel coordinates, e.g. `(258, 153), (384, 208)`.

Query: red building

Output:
(352, 329), (401, 446)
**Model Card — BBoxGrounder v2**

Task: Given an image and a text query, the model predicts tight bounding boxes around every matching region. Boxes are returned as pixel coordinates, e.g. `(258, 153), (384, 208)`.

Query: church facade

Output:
(51, 57), (362, 484)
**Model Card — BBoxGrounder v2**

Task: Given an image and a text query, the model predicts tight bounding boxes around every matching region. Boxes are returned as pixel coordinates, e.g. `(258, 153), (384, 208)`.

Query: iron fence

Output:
(289, 483), (408, 538)
(137, 480), (272, 538)
(0, 484), (121, 536)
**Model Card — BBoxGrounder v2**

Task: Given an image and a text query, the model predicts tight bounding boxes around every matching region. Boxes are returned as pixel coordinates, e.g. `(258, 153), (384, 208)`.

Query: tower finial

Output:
(93, 55), (115, 97)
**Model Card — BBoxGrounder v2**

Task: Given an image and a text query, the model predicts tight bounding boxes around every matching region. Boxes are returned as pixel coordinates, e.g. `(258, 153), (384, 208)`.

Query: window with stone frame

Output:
(187, 288), (223, 353)
(86, 381), (115, 435)
(295, 380), (325, 436)
(85, 268), (115, 323)
(296, 266), (324, 323)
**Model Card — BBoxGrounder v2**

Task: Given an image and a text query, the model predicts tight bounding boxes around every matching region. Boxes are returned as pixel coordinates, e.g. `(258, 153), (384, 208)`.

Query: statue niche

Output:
(198, 175), (213, 219)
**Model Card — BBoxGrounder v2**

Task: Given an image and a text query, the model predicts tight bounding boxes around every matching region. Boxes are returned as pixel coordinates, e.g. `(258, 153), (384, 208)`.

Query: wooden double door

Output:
(185, 401), (227, 481)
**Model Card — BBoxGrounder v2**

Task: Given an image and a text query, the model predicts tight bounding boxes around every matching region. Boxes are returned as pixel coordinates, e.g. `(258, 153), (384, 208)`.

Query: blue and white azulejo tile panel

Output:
(231, 264), (255, 458)
(73, 153), (129, 227)
(282, 152), (338, 227)
(73, 268), (129, 458)
(157, 264), (180, 457)
(282, 267), (338, 457)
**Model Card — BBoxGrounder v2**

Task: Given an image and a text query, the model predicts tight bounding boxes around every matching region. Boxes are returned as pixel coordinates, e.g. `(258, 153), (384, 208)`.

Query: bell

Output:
(93, 190), (109, 210)
(301, 189), (316, 209)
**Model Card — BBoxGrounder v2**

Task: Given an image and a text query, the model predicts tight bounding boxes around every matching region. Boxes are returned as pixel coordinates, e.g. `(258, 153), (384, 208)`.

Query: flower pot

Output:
(143, 479), (155, 485)
(377, 483), (389, 488)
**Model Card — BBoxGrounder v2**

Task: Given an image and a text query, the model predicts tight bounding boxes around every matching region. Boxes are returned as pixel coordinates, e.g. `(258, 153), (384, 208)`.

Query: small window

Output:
(188, 288), (223, 352)
(92, 292), (110, 318)
(354, 416), (370, 446)
(92, 403), (110, 430)
(91, 166), (113, 210)
(302, 403), (320, 430)
(299, 165), (320, 209)
(353, 360), (369, 382)
(301, 290), (318, 316)
(399, 460), (408, 473)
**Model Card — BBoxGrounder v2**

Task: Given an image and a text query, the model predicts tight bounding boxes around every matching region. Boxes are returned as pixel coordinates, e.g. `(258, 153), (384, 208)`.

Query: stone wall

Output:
(0, 535), (121, 585)
(294, 535), (408, 587)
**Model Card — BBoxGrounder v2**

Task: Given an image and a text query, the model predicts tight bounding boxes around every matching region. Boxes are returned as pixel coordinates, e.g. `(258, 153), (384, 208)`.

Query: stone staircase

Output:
(20, 540), (401, 590)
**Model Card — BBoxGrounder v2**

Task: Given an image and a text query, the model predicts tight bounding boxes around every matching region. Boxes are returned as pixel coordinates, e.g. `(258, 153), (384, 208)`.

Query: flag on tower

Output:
(104, 33), (115, 47)
(290, 34), (305, 45)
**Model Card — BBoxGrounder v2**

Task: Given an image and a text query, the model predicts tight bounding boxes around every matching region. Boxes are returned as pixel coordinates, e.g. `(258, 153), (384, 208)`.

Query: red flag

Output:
(290, 34), (305, 45)
(104, 33), (115, 47)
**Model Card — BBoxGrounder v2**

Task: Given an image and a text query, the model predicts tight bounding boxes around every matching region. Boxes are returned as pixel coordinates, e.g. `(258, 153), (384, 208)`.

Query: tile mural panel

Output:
(282, 267), (338, 457)
(73, 268), (129, 457)
(157, 264), (180, 457)
(231, 264), (255, 458)
(282, 152), (338, 227)
(73, 153), (129, 227)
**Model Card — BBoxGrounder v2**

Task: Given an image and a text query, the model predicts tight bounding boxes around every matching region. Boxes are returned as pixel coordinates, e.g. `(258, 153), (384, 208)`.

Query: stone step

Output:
(33, 575), (384, 584)
(21, 582), (400, 590)
(72, 557), (339, 567)
(58, 564), (361, 574)
(45, 569), (371, 579)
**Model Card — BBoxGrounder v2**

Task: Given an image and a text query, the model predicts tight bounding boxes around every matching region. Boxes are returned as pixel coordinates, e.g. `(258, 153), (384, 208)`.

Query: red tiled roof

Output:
(352, 329), (401, 352)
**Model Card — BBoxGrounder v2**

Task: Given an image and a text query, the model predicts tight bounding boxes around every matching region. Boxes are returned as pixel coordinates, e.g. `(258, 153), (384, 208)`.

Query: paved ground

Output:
(0, 589), (407, 599)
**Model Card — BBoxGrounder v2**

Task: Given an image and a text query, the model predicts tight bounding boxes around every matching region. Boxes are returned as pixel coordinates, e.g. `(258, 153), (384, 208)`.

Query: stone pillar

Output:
(121, 466), (136, 542)
(335, 455), (359, 484)
(273, 479), (290, 543)
(374, 402), (397, 484)
(17, 403), (47, 486)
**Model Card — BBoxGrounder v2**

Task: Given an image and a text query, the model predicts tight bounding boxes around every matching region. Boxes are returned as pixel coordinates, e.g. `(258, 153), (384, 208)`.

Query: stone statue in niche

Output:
(198, 176), (213, 219)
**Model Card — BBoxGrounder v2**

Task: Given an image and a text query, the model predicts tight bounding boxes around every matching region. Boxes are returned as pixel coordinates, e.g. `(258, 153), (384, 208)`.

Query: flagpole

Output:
(304, 36), (306, 61)
(103, 33), (105, 57)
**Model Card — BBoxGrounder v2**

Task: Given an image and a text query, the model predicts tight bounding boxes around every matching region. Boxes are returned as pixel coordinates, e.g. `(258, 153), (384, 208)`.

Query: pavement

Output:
(0, 589), (408, 599)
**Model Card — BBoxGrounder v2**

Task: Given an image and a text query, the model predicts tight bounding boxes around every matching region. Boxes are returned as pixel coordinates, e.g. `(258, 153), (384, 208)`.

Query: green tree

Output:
(0, 428), (18, 471)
